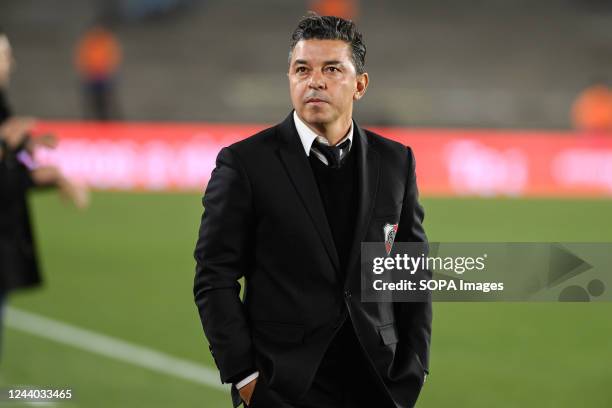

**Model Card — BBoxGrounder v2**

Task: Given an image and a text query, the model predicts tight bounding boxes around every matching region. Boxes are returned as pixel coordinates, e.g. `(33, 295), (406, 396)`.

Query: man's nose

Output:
(308, 71), (326, 89)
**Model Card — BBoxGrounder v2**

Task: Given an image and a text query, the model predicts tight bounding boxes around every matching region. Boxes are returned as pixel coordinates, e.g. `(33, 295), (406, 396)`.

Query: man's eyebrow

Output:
(292, 59), (345, 66)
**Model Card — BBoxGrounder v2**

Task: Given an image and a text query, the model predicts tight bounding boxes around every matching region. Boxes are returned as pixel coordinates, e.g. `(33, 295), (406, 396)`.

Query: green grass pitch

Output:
(2, 192), (611, 407)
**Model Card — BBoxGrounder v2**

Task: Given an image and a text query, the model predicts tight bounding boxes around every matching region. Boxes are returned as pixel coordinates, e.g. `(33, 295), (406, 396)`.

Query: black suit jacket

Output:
(1, 91), (41, 293)
(194, 112), (431, 408)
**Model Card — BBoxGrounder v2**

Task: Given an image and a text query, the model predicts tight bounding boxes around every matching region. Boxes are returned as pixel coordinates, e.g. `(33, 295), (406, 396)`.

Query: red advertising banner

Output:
(31, 121), (612, 197)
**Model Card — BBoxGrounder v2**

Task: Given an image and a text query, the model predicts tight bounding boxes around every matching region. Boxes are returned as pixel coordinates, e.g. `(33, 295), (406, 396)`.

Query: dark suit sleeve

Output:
(394, 146), (432, 374)
(193, 146), (256, 383)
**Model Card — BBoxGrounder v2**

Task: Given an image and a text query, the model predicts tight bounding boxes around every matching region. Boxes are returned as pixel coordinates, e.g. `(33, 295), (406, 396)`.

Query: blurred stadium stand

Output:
(2, 0), (612, 128)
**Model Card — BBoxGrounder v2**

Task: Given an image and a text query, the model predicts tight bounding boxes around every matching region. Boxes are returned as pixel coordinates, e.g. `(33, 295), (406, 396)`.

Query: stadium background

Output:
(2, 0), (612, 407)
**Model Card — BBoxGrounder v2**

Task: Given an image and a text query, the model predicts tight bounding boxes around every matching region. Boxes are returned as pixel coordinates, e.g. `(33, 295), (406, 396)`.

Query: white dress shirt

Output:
(293, 110), (353, 165)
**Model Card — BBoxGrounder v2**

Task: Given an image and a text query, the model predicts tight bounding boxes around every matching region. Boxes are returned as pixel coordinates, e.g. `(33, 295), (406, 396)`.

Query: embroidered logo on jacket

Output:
(383, 223), (398, 255)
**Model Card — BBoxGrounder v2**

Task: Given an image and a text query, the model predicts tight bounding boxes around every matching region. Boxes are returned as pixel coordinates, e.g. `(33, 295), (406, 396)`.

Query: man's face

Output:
(288, 39), (367, 130)
(0, 35), (14, 87)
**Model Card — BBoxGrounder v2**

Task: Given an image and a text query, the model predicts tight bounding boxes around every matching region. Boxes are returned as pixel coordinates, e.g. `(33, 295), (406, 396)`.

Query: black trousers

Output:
(249, 320), (396, 408)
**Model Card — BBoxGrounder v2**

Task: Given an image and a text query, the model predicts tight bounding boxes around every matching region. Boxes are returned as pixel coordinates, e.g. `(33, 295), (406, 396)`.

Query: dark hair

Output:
(289, 13), (366, 75)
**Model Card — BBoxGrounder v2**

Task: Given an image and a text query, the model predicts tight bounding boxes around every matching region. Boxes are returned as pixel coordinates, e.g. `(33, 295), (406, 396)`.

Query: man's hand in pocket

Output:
(238, 378), (257, 406)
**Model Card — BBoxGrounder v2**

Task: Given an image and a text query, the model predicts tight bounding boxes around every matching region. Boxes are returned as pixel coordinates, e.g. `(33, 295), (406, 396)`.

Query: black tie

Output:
(312, 138), (351, 168)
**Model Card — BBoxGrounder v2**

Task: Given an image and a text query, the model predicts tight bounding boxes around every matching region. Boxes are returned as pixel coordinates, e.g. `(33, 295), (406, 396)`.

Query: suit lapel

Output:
(346, 123), (380, 284)
(276, 112), (341, 273)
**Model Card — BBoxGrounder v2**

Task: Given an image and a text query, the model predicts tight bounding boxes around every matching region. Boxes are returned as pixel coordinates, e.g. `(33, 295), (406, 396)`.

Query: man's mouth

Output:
(305, 97), (328, 104)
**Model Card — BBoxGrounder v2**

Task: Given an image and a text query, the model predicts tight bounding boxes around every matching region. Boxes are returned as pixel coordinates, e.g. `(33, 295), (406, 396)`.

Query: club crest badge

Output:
(383, 223), (398, 255)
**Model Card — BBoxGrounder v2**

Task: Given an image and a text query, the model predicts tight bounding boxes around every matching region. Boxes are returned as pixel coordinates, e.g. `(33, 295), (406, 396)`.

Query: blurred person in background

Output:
(571, 80), (612, 133)
(74, 22), (123, 121)
(194, 14), (430, 408)
(0, 30), (89, 363)
(310, 0), (358, 20)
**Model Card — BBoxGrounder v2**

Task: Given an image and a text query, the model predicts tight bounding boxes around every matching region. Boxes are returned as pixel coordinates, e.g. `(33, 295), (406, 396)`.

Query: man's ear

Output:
(354, 72), (369, 101)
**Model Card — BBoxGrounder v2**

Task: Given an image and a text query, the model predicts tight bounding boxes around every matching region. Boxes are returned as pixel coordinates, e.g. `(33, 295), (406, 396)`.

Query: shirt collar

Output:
(293, 110), (353, 157)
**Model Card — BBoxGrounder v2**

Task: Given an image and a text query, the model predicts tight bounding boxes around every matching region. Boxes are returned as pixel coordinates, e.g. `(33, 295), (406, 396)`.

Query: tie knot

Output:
(312, 138), (351, 168)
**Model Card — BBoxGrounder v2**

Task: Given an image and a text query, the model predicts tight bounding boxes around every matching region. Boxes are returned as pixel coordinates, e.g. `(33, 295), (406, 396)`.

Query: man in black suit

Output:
(194, 14), (431, 408)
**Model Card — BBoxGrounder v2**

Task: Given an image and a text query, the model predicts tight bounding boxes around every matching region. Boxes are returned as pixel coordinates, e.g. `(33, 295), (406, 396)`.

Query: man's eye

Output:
(326, 67), (340, 72)
(296, 67), (307, 73)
